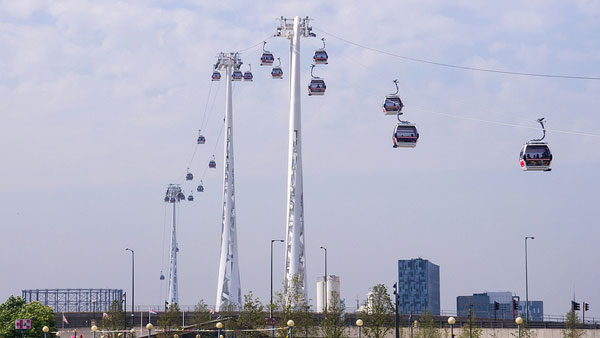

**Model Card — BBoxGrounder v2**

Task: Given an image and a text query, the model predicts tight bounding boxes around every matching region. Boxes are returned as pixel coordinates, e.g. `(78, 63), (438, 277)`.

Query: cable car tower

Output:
(274, 16), (315, 304)
(164, 184), (184, 306)
(214, 52), (247, 311)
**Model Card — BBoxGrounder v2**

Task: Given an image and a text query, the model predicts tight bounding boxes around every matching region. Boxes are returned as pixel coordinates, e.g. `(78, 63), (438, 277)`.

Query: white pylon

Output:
(164, 184), (183, 306)
(215, 52), (245, 311)
(275, 16), (315, 304)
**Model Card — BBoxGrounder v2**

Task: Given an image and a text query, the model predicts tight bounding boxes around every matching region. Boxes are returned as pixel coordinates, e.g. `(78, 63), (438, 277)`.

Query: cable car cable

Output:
(314, 27), (600, 81)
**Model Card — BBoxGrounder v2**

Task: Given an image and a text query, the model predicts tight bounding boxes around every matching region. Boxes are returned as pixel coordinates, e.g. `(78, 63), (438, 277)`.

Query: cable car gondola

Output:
(232, 68), (243, 81)
(209, 155), (217, 169)
(212, 70), (221, 81)
(188, 193), (194, 201)
(519, 118), (552, 172)
(197, 130), (206, 144)
(177, 191), (185, 200)
(186, 169), (193, 181)
(382, 79), (404, 115)
(313, 38), (329, 64)
(260, 41), (275, 66)
(197, 180), (204, 192)
(393, 122), (419, 148)
(271, 57), (283, 79)
(164, 196), (169, 202)
(243, 64), (253, 81)
(308, 64), (326, 96)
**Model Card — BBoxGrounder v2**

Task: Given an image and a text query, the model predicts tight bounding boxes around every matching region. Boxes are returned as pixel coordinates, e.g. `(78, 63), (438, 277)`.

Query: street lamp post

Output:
(516, 316), (523, 338)
(448, 317), (455, 338)
(271, 239), (284, 338)
(92, 325), (98, 338)
(356, 319), (363, 338)
(146, 323), (153, 338)
(287, 320), (294, 338)
(56, 331), (61, 338)
(125, 248), (135, 322)
(92, 300), (97, 322)
(319, 246), (328, 312)
(43, 326), (49, 338)
(216, 322), (223, 338)
(525, 236), (534, 322)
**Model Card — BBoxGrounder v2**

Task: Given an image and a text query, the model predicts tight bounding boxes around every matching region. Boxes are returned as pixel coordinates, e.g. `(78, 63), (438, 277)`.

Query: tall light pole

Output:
(320, 246), (327, 312)
(275, 16), (315, 304)
(125, 248), (135, 318)
(525, 236), (534, 322)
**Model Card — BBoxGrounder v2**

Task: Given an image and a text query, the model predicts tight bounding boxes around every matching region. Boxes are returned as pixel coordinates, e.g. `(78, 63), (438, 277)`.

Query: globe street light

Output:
(130, 328), (135, 338)
(146, 323), (153, 338)
(448, 317), (456, 338)
(287, 320), (295, 338)
(216, 322), (223, 338)
(516, 316), (523, 338)
(356, 319), (363, 338)
(55, 331), (61, 338)
(92, 325), (98, 338)
(43, 326), (49, 338)
(524, 237), (534, 322)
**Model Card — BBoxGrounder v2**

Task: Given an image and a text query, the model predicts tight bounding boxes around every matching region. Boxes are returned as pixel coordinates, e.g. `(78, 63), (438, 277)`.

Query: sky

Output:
(1, 0), (599, 320)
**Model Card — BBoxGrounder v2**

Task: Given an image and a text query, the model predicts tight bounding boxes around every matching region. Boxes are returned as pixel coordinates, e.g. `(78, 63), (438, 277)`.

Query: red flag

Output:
(62, 314), (69, 324)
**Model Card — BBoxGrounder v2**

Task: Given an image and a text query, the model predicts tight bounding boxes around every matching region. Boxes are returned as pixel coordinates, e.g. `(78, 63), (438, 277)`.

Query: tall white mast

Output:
(275, 16), (315, 303)
(215, 52), (245, 311)
(164, 184), (183, 306)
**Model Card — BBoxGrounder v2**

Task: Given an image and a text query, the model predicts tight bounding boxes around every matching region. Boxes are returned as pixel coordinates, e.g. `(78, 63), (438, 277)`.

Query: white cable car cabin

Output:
(271, 58), (283, 79)
(187, 193), (194, 201)
(232, 69), (243, 81)
(519, 142), (552, 171)
(260, 41), (275, 66)
(212, 71), (221, 81)
(197, 130), (206, 144)
(197, 181), (204, 192)
(186, 170), (193, 181)
(209, 156), (217, 169)
(313, 38), (328, 64)
(519, 118), (552, 172)
(308, 64), (325, 96)
(393, 123), (419, 148)
(244, 65), (254, 81)
(382, 79), (404, 115)
(308, 79), (326, 95)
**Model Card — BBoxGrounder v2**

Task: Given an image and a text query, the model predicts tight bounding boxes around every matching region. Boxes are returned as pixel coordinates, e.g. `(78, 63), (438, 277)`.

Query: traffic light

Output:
(393, 282), (398, 295)
(513, 299), (518, 311)
(584, 303), (590, 312)
(494, 302), (500, 311)
(572, 301), (580, 311)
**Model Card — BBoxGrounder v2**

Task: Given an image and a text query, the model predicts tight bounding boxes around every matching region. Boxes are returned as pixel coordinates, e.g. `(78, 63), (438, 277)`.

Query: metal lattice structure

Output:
(164, 184), (183, 305)
(22, 289), (123, 313)
(215, 52), (245, 311)
(275, 16), (315, 304)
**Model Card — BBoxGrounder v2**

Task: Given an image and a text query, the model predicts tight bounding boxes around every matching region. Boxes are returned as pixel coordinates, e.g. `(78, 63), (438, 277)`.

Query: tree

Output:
(563, 311), (584, 338)
(237, 292), (266, 338)
(457, 313), (482, 338)
(0, 296), (56, 338)
(190, 300), (210, 325)
(157, 304), (182, 333)
(100, 300), (125, 331)
(416, 310), (441, 338)
(274, 275), (315, 338)
(360, 284), (393, 338)
(321, 292), (347, 338)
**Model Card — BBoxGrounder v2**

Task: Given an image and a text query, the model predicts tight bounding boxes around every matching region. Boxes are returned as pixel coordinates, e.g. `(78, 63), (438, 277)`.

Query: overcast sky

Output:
(1, 0), (599, 320)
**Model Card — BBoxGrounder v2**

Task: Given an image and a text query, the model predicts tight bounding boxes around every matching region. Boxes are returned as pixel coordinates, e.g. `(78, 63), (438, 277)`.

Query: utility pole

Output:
(525, 236), (534, 322)
(393, 283), (399, 338)
(274, 16), (315, 305)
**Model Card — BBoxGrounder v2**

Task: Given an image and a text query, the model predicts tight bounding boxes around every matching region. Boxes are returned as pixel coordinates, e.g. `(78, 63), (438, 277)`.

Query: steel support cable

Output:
(327, 52), (600, 138)
(314, 27), (600, 80)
